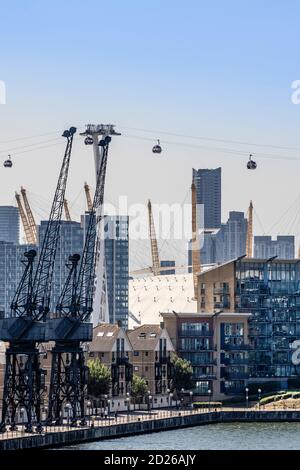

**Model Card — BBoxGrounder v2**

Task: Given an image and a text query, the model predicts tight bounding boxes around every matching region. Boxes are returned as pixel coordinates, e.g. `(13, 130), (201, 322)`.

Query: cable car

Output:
(247, 154), (257, 170)
(3, 155), (12, 168)
(84, 136), (94, 145)
(152, 139), (162, 154)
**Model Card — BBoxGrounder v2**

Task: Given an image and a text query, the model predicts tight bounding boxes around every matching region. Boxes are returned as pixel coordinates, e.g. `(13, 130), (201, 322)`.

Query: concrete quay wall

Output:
(1, 410), (300, 450)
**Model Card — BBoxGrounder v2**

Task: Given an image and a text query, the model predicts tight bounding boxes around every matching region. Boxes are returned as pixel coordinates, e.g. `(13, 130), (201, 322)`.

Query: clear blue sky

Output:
(1, 0), (300, 264)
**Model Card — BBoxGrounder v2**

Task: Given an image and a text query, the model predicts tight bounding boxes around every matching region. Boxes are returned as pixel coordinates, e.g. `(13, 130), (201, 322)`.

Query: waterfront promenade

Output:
(2, 406), (300, 450)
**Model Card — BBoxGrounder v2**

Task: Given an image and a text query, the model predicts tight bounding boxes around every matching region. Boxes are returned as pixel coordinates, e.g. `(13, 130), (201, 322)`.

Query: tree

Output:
(170, 354), (194, 395)
(131, 374), (148, 406)
(87, 358), (111, 398)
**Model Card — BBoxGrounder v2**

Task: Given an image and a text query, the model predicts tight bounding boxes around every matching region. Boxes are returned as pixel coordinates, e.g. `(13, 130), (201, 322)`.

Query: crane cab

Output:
(247, 154), (257, 170)
(152, 139), (162, 154)
(3, 155), (12, 168)
(84, 137), (94, 145)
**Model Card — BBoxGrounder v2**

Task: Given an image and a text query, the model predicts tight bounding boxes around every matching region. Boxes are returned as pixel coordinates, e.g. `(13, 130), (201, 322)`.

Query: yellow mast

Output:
(84, 182), (93, 212)
(63, 199), (72, 221)
(15, 192), (36, 245)
(20, 186), (37, 245)
(147, 199), (160, 276)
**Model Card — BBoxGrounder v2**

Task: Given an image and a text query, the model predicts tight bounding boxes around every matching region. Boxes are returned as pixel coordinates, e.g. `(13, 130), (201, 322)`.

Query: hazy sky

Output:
(1, 0), (300, 267)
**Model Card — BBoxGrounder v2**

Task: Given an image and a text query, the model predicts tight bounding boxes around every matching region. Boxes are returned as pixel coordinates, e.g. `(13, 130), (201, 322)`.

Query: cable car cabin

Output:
(152, 139), (162, 154)
(3, 156), (12, 168)
(247, 154), (257, 170)
(84, 137), (94, 145)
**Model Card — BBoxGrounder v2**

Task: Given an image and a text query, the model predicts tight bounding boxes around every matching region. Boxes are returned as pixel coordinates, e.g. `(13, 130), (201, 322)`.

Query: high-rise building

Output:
(0, 241), (36, 316)
(0, 206), (20, 244)
(192, 168), (221, 229)
(254, 235), (295, 259)
(187, 212), (247, 268)
(221, 211), (248, 262)
(199, 257), (300, 392)
(104, 215), (129, 328)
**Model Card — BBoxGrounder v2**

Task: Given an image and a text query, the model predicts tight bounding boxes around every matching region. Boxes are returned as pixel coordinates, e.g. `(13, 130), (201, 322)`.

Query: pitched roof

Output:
(90, 323), (121, 352)
(127, 324), (163, 351)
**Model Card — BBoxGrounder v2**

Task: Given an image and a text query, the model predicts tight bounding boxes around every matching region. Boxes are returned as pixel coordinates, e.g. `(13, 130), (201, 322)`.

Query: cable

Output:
(119, 125), (300, 153)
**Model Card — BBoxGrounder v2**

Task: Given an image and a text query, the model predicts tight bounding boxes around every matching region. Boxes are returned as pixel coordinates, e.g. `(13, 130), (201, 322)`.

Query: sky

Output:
(1, 0), (300, 267)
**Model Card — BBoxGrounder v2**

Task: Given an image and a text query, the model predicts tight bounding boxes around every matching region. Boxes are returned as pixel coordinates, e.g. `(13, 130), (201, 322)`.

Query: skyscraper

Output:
(192, 168), (221, 229)
(254, 235), (295, 259)
(222, 211), (248, 262)
(0, 206), (20, 244)
(0, 241), (36, 316)
(104, 215), (129, 328)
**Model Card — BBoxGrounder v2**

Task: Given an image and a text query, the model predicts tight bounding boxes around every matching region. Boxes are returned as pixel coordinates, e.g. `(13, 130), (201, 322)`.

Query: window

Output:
(134, 351), (139, 356)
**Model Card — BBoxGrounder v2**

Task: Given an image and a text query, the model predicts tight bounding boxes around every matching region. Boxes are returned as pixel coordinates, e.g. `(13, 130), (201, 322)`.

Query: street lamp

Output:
(107, 399), (111, 418)
(149, 395), (152, 413)
(181, 388), (185, 409)
(65, 403), (72, 429)
(87, 400), (92, 425)
(20, 407), (25, 434)
(245, 387), (249, 408)
(189, 391), (193, 408)
(208, 389), (212, 411)
(258, 388), (262, 408)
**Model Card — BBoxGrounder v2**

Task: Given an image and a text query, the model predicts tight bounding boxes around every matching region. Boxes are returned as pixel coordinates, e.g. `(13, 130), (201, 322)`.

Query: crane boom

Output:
(191, 182), (201, 299)
(84, 182), (93, 212)
(63, 198), (72, 221)
(21, 187), (37, 245)
(0, 127), (76, 434)
(148, 200), (160, 276)
(15, 192), (35, 245)
(32, 128), (76, 321)
(246, 200), (253, 258)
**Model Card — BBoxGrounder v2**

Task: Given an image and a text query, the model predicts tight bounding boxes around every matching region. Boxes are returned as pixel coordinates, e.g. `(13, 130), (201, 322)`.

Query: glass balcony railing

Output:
(223, 372), (249, 380)
(222, 343), (252, 351)
(221, 358), (248, 366)
(179, 330), (213, 337)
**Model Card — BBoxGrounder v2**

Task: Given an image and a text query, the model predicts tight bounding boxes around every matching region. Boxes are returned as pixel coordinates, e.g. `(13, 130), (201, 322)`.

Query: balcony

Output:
(221, 358), (248, 366)
(194, 374), (217, 380)
(157, 355), (171, 364)
(223, 387), (245, 396)
(222, 343), (251, 351)
(214, 303), (230, 309)
(116, 355), (130, 366)
(179, 330), (213, 337)
(179, 345), (217, 353)
(213, 288), (230, 295)
(223, 372), (249, 380)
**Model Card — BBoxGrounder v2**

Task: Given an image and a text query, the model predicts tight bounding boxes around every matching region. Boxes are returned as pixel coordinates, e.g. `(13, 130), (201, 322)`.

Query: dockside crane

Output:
(246, 200), (253, 258)
(46, 126), (119, 426)
(21, 186), (38, 245)
(63, 199), (72, 221)
(15, 192), (36, 245)
(0, 127), (77, 433)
